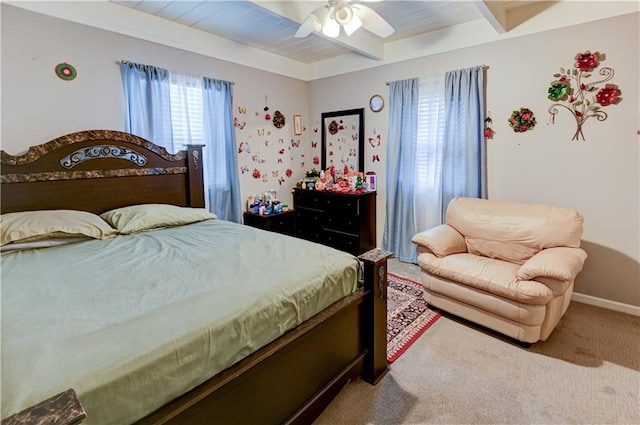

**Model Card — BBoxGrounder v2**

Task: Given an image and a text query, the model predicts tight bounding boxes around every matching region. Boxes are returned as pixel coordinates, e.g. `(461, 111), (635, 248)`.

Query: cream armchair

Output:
(412, 197), (587, 344)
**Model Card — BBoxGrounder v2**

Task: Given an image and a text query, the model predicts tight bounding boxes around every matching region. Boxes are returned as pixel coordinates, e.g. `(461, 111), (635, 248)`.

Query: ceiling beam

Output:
(474, 1), (508, 33)
(249, 0), (385, 60)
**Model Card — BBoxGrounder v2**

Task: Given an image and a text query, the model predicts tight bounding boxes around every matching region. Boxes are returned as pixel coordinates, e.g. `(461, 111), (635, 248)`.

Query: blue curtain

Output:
(203, 78), (241, 223)
(119, 62), (173, 150)
(382, 78), (419, 263)
(441, 66), (486, 218)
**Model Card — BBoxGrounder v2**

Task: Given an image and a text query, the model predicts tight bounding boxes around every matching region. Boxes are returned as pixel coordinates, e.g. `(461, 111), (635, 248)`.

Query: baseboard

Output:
(572, 292), (640, 316)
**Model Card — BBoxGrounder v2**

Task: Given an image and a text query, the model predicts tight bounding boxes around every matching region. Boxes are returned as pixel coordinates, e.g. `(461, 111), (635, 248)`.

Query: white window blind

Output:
(169, 72), (204, 151)
(415, 73), (446, 231)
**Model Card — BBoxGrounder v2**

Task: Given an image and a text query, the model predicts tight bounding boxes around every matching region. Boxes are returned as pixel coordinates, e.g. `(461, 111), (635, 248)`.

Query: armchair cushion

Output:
(446, 197), (584, 264)
(412, 224), (466, 258)
(418, 253), (554, 305)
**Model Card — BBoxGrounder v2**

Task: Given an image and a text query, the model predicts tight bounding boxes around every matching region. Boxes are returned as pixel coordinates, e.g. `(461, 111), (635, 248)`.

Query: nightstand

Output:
(243, 210), (295, 236)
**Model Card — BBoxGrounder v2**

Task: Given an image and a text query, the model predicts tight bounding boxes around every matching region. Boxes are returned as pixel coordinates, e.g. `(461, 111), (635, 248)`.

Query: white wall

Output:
(309, 13), (640, 307)
(0, 4), (310, 209)
(2, 5), (638, 307)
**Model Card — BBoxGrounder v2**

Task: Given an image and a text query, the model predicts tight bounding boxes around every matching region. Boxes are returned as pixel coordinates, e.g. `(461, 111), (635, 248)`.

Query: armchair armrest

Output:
(411, 224), (467, 258)
(517, 247), (588, 282)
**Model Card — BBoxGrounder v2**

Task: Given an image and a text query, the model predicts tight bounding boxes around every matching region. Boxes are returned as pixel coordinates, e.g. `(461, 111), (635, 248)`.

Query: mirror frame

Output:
(320, 108), (365, 173)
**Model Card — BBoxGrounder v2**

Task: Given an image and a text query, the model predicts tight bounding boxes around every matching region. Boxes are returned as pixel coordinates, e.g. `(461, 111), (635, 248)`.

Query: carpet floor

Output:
(314, 259), (640, 425)
(387, 273), (440, 363)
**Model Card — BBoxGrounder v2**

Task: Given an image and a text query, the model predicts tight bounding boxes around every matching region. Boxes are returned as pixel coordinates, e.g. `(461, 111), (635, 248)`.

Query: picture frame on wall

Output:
(293, 115), (302, 135)
(321, 108), (364, 172)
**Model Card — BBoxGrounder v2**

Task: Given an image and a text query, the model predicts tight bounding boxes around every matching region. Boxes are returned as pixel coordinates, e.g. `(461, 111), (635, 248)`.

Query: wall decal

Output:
(273, 111), (285, 129)
(264, 95), (270, 120)
(55, 63), (77, 80)
(233, 118), (245, 129)
(484, 113), (495, 139)
(508, 107), (537, 133)
(547, 51), (622, 141)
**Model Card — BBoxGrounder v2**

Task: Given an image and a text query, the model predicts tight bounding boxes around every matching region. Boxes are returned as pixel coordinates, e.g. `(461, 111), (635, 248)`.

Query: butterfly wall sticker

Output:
(240, 165), (249, 174)
(311, 141), (317, 148)
(233, 118), (246, 129)
(372, 154), (380, 162)
(237, 107), (247, 114)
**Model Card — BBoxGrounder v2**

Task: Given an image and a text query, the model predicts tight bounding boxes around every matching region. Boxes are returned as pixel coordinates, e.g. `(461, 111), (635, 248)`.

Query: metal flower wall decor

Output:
(547, 51), (622, 141)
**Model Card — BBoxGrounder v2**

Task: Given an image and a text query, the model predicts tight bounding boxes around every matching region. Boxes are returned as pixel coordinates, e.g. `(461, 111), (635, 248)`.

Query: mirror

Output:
(321, 108), (364, 173)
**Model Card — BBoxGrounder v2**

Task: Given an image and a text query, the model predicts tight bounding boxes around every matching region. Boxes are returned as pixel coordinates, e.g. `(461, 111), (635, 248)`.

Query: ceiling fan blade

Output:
(352, 4), (394, 38)
(294, 13), (321, 38)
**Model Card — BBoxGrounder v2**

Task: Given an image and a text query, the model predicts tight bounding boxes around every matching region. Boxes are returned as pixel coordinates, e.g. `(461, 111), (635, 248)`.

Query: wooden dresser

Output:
(293, 188), (376, 256)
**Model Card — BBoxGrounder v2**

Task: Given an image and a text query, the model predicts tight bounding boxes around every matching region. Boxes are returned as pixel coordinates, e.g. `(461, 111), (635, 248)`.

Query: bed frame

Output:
(0, 130), (391, 425)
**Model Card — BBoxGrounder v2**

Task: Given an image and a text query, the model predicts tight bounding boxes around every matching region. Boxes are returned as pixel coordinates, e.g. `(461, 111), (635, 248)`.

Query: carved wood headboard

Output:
(0, 130), (205, 214)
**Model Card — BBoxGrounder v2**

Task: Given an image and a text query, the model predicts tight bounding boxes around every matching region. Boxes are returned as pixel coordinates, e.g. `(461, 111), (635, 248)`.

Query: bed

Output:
(0, 130), (391, 425)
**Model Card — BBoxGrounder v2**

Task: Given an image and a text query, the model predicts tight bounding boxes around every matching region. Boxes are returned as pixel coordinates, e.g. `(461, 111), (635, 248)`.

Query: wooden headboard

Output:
(0, 130), (205, 214)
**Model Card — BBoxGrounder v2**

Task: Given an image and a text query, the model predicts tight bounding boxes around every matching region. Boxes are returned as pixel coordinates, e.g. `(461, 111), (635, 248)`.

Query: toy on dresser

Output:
(298, 165), (373, 194)
(247, 190), (287, 215)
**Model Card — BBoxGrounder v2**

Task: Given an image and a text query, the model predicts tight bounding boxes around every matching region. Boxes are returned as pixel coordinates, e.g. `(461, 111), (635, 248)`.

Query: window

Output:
(168, 73), (205, 151)
(414, 74), (446, 232)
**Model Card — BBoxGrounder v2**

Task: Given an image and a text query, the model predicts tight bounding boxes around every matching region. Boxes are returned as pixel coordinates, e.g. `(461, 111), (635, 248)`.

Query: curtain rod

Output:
(385, 65), (489, 85)
(116, 60), (235, 85)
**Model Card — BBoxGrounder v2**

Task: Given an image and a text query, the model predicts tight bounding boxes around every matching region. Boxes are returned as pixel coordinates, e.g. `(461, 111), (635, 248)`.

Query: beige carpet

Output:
(314, 259), (640, 425)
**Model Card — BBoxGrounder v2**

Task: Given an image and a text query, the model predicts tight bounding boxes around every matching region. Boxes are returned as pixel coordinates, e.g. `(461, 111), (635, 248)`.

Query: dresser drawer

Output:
(294, 189), (323, 209)
(324, 214), (359, 234)
(325, 195), (359, 216)
(294, 209), (323, 240)
(324, 229), (360, 255)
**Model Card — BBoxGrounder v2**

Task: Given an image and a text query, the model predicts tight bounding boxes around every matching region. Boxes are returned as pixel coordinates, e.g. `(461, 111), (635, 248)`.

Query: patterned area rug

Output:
(387, 273), (441, 363)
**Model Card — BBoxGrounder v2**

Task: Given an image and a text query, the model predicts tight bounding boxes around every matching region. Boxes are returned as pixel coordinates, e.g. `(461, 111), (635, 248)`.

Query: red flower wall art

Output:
(547, 51), (622, 141)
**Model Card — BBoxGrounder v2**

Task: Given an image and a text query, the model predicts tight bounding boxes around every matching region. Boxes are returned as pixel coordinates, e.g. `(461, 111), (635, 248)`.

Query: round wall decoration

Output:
(55, 63), (77, 81)
(369, 94), (384, 112)
(508, 107), (536, 133)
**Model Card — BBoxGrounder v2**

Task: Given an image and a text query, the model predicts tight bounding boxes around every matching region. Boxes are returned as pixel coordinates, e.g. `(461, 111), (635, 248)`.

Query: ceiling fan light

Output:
(334, 4), (353, 26)
(343, 14), (362, 36)
(322, 18), (340, 38)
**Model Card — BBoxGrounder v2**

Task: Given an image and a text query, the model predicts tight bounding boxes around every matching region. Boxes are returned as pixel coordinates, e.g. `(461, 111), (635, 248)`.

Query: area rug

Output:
(387, 272), (441, 363)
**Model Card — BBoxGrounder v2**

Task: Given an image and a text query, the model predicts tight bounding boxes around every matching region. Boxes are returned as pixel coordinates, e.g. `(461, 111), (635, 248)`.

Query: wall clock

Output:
(369, 94), (384, 113)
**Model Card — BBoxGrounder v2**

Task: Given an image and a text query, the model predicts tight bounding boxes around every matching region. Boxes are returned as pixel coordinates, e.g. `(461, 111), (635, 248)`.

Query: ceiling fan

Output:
(294, 0), (395, 39)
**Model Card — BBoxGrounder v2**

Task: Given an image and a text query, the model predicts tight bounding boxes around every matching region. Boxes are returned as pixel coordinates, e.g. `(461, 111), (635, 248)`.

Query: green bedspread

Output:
(1, 219), (359, 424)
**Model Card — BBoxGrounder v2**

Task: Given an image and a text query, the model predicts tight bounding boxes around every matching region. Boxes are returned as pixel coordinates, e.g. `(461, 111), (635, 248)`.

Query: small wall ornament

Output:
(508, 107), (536, 133)
(547, 51), (622, 141)
(484, 114), (495, 139)
(55, 63), (77, 81)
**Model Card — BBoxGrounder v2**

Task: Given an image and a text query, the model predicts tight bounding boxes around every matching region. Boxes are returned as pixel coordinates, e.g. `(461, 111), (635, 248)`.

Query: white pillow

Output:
(100, 204), (217, 234)
(1, 210), (118, 246)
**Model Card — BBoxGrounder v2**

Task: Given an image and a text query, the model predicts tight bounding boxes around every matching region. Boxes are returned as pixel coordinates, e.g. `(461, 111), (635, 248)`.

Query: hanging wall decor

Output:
(508, 107), (536, 133)
(272, 111), (285, 129)
(264, 95), (270, 120)
(547, 51), (622, 141)
(484, 113), (495, 139)
(55, 63), (77, 81)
